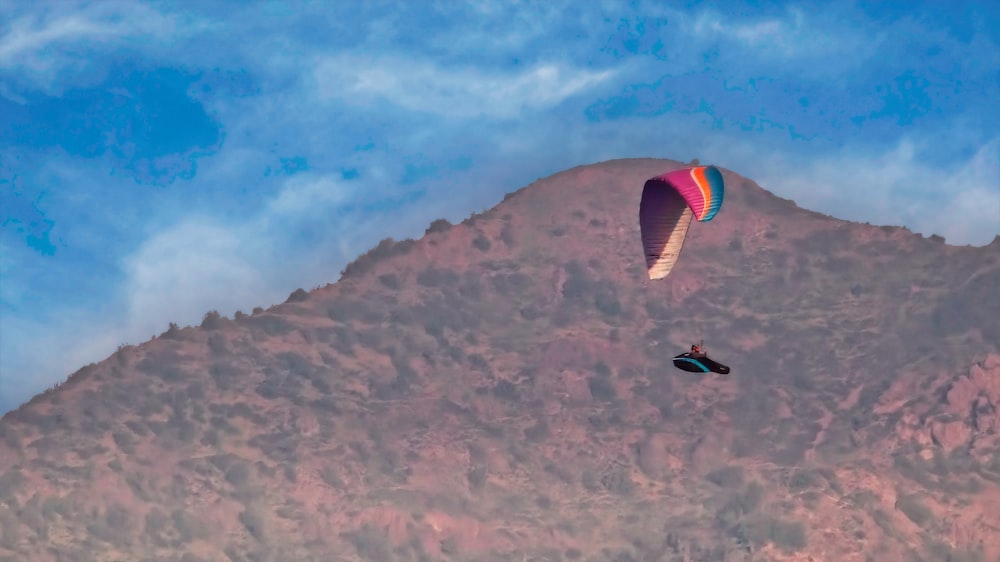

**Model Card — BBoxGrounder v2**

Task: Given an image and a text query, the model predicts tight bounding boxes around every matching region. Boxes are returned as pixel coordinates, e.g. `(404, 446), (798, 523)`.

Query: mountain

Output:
(1, 158), (998, 562)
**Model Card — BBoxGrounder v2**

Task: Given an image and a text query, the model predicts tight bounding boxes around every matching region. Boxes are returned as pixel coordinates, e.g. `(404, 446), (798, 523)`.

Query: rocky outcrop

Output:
(887, 355), (1000, 455)
(942, 354), (1000, 454)
(929, 419), (972, 452)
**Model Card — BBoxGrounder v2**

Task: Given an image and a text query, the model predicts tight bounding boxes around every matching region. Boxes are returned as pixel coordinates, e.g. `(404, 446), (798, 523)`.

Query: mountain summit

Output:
(2, 158), (998, 562)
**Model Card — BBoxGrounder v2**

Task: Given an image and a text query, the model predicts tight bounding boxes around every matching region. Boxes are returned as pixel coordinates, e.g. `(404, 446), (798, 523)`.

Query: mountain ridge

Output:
(1, 157), (998, 562)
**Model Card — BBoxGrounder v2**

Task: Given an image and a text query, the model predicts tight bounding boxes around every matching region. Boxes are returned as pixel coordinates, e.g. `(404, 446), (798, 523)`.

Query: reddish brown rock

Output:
(1, 158), (997, 562)
(930, 419), (972, 452)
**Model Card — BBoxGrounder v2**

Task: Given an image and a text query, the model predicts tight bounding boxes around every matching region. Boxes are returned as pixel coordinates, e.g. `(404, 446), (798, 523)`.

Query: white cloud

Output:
(120, 219), (271, 339)
(673, 5), (889, 81)
(0, 213), (283, 408)
(0, 1), (208, 94)
(0, 14), (111, 61)
(0, 169), (356, 409)
(50, 171), (383, 363)
(690, 6), (822, 56)
(338, 0), (581, 63)
(266, 175), (355, 216)
(315, 55), (617, 118)
(929, 140), (1000, 244)
(748, 136), (1000, 246)
(0, 8), (117, 62)
(424, 0), (574, 54)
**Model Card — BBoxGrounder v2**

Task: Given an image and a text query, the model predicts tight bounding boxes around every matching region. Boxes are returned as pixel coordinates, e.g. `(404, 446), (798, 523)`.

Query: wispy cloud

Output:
(0, 14), (110, 60)
(0, 0), (207, 95)
(750, 136), (1000, 245)
(689, 6), (880, 62)
(266, 175), (355, 217)
(121, 219), (270, 334)
(315, 55), (617, 118)
(1, 170), (362, 408)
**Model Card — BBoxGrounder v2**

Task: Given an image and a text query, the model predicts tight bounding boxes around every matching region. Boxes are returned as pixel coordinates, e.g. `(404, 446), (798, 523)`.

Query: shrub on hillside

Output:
(472, 234), (492, 252)
(239, 507), (267, 541)
(425, 218), (452, 235)
(209, 361), (243, 391)
(500, 225), (516, 246)
(320, 466), (344, 489)
(143, 505), (170, 547)
(139, 359), (188, 383)
(378, 273), (401, 289)
(738, 481), (764, 513)
(224, 460), (257, 499)
(172, 508), (207, 542)
(249, 429), (300, 463)
(707, 465), (745, 489)
(600, 465), (636, 496)
(285, 288), (308, 303)
(594, 361), (611, 377)
(229, 402), (267, 426)
(200, 310), (224, 329)
(201, 429), (220, 447)
(256, 372), (304, 402)
(207, 333), (228, 354)
(492, 379), (520, 402)
(789, 468), (824, 491)
(895, 493), (933, 526)
(594, 284), (622, 317)
(467, 465), (487, 491)
(524, 420), (549, 442)
(87, 504), (133, 546)
(112, 430), (136, 454)
(340, 237), (415, 279)
(344, 524), (393, 562)
(246, 314), (294, 337)
(0, 469), (24, 501)
(416, 267), (459, 288)
(561, 260), (591, 301)
(736, 514), (808, 553)
(0, 425), (20, 450)
(161, 322), (183, 340)
(587, 376), (616, 402)
(769, 518), (808, 552)
(491, 271), (532, 296)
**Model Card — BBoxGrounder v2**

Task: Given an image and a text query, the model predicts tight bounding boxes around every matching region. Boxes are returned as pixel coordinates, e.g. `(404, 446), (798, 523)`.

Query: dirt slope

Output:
(1, 158), (998, 562)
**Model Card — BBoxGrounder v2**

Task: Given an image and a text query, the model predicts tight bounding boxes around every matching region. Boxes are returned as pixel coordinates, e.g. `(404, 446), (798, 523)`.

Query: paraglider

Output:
(638, 164), (732, 376)
(672, 341), (730, 375)
(639, 165), (725, 280)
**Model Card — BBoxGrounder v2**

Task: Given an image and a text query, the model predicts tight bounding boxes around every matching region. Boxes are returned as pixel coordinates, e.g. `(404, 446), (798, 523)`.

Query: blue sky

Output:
(1, 0), (998, 413)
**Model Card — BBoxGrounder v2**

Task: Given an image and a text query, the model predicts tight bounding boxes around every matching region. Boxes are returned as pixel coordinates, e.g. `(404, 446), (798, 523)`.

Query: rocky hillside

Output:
(1, 158), (998, 562)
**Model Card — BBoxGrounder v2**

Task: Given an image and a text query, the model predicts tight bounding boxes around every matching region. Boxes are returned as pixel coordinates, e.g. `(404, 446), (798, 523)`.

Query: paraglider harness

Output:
(672, 340), (730, 375)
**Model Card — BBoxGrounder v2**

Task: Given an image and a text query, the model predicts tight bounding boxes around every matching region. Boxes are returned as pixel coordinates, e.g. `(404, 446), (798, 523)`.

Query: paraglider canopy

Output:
(639, 165), (725, 280)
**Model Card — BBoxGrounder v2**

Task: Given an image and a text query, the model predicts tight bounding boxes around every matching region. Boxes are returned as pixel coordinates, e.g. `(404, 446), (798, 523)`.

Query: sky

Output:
(1, 0), (998, 413)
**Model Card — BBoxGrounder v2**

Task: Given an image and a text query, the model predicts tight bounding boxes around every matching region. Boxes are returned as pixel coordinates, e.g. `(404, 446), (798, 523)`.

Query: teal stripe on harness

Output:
(675, 357), (710, 372)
